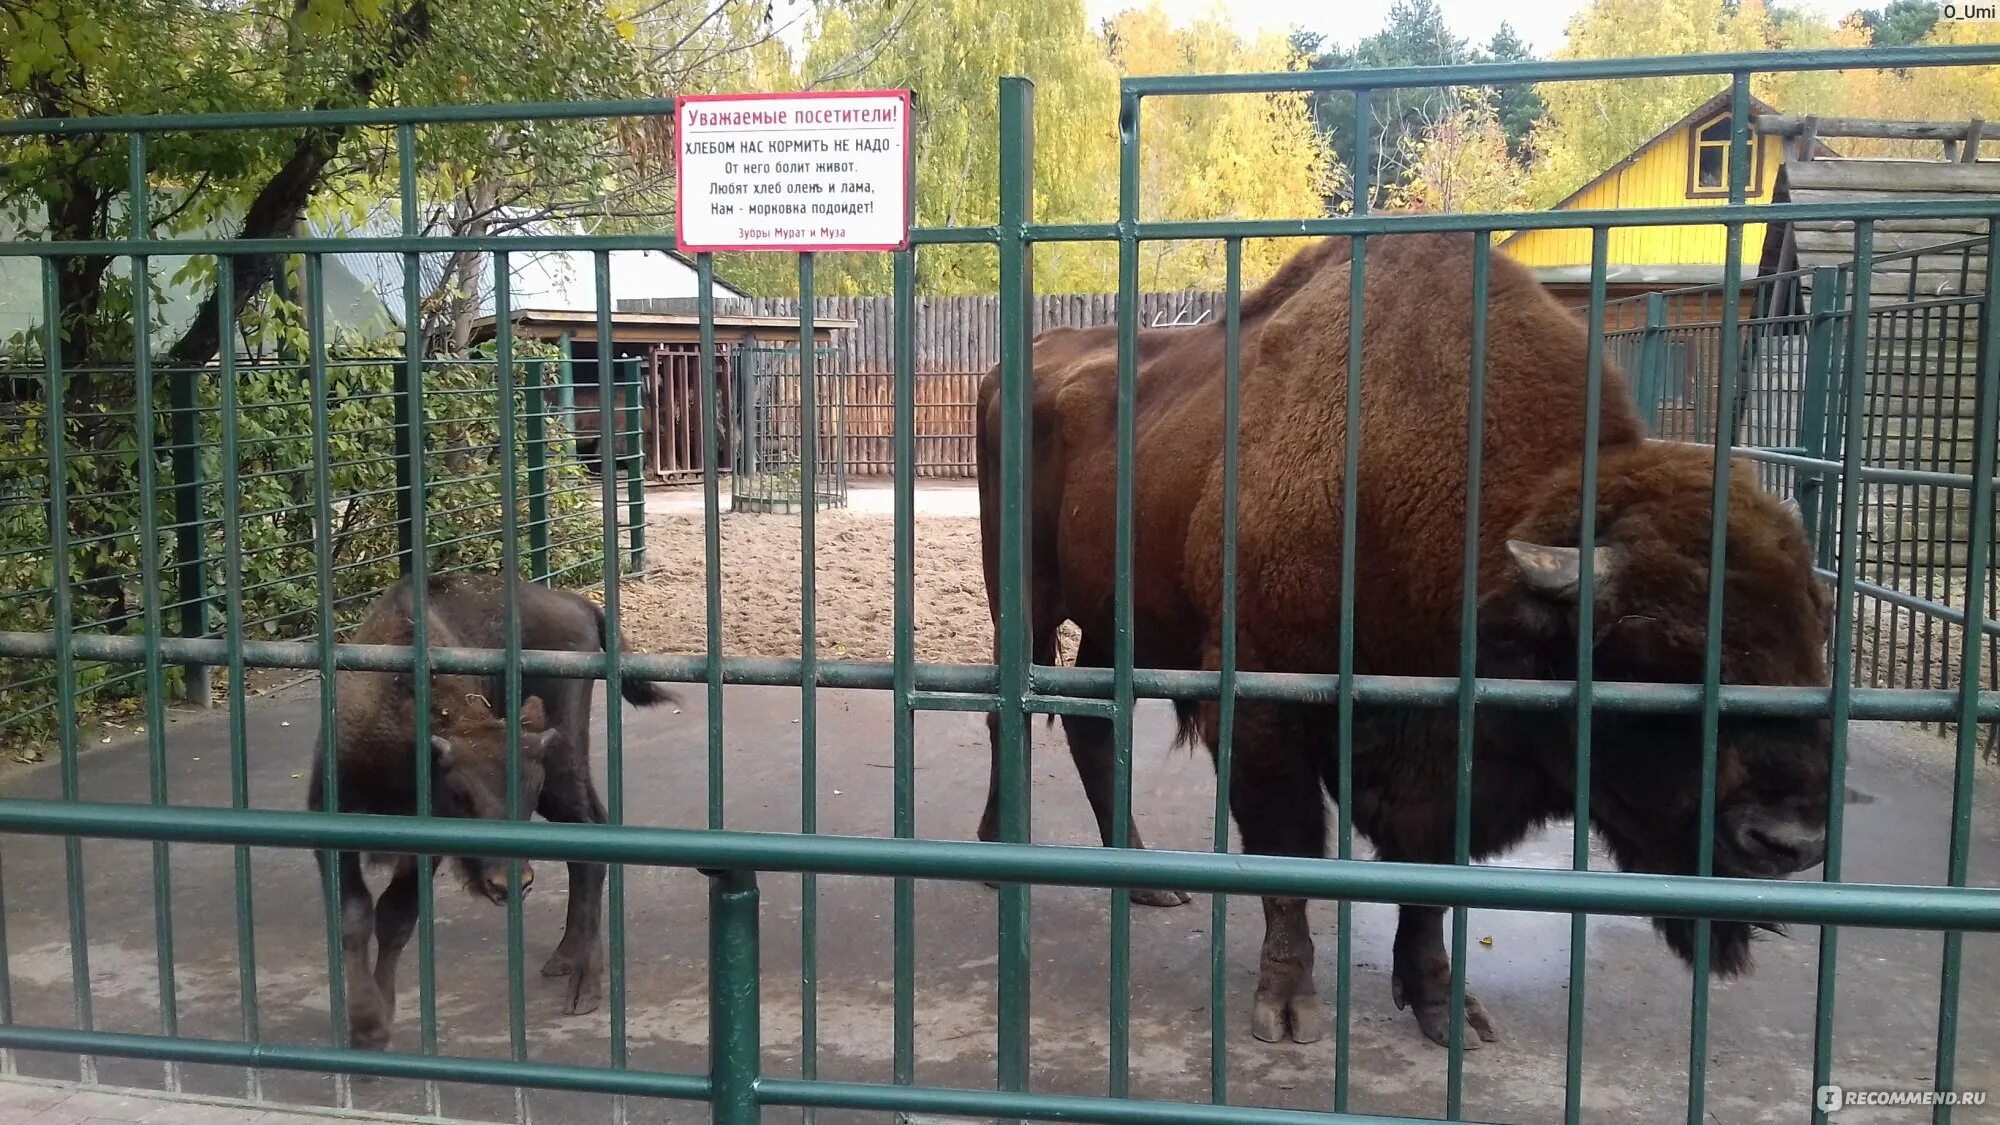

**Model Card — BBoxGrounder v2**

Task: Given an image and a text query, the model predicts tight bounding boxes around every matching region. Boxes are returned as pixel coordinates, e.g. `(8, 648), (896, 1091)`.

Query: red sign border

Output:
(674, 88), (915, 254)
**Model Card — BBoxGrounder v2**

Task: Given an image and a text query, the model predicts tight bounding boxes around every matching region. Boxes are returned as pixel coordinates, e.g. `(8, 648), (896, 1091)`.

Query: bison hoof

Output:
(348, 1018), (391, 1051)
(565, 974), (602, 1016)
(1250, 990), (1328, 1045)
(1131, 887), (1192, 908)
(1409, 994), (1500, 1049)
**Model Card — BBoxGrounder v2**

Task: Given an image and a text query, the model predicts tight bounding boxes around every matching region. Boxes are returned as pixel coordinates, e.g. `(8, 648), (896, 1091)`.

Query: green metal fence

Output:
(0, 44), (1997, 1125)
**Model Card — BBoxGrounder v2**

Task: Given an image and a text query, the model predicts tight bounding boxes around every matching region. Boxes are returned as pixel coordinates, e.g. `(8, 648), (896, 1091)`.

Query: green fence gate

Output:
(0, 44), (1999, 1125)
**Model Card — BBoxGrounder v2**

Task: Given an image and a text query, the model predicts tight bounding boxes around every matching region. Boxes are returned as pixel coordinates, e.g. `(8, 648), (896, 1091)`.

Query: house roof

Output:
(1499, 89), (1834, 250)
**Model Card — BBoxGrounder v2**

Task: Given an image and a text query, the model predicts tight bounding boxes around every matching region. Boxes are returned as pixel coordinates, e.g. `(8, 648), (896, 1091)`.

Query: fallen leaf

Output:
(1478, 935), (1494, 947)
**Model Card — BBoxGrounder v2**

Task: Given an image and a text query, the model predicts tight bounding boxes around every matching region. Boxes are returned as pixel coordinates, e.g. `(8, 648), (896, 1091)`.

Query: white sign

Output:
(675, 90), (913, 253)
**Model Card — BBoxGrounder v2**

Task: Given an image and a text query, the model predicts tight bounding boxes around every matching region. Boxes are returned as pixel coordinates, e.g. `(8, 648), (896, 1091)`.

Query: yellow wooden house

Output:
(1500, 90), (1832, 322)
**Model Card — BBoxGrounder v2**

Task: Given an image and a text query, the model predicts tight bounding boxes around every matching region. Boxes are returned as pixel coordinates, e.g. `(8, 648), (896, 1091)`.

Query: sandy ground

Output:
(621, 488), (1079, 666)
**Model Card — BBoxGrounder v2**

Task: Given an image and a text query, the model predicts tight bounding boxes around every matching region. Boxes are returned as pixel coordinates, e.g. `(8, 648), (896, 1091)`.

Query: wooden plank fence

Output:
(622, 291), (1225, 477)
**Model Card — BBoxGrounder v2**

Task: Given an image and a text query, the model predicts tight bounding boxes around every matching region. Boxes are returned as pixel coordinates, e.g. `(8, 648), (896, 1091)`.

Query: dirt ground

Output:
(620, 499), (1079, 666)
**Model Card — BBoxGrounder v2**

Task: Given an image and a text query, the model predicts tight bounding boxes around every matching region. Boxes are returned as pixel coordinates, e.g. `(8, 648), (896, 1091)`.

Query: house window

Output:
(1688, 113), (1761, 198)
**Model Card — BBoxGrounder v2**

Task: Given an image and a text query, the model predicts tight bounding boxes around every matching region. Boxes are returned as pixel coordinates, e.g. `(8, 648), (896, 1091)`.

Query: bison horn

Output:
(431, 735), (455, 768)
(1780, 496), (1803, 522)
(1506, 540), (1618, 600)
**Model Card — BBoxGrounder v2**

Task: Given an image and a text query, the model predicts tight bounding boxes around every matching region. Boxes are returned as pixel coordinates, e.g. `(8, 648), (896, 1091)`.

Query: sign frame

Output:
(674, 88), (916, 254)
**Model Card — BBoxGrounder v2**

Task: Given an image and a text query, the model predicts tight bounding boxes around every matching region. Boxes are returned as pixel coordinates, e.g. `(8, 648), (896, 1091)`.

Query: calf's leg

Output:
(369, 859), (423, 1036)
(319, 850), (391, 1050)
(538, 771), (608, 1015)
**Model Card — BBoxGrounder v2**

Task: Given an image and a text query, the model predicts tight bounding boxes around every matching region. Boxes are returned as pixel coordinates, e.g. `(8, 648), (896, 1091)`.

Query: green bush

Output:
(0, 354), (622, 749)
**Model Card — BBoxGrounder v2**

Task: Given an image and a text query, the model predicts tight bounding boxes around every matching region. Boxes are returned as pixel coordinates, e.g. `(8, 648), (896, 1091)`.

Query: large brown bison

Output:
(972, 231), (1833, 1050)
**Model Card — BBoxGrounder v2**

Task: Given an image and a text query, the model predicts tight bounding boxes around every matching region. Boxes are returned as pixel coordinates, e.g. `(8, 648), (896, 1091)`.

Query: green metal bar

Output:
(797, 251), (819, 1115)
(699, 255), (725, 831)
(1335, 86), (1372, 1113)
(1563, 227), (1611, 1125)
(1118, 44), (2000, 95)
(41, 254), (93, 1084)
(0, 46), (1987, 142)
(391, 126), (420, 575)
(0, 1024), (707, 1101)
(1808, 223), (1873, 1125)
(494, 254), (531, 1124)
(1210, 237), (1242, 1107)
(214, 256), (262, 1101)
(1684, 75), (1753, 1125)
(757, 1077), (1480, 1125)
(708, 869), (762, 1125)
(1794, 270), (1843, 550)
(15, 197), (2000, 260)
(127, 134), (181, 1090)
(525, 360), (551, 582)
(891, 246), (918, 1089)
(1111, 82), (1140, 1101)
(392, 123), (442, 1110)
(3, 799), (1996, 930)
(621, 355), (646, 572)
(594, 250), (631, 1078)
(996, 75), (1036, 1109)
(1931, 226), (2000, 1125)
(166, 308), (209, 705)
(14, 630), (1999, 719)
(1446, 233), (1492, 1113)
(303, 253), (351, 1105)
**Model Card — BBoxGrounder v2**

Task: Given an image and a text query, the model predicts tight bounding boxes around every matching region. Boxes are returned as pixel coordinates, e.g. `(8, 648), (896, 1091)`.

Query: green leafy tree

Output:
(1294, 2), (1546, 212)
(1853, 0), (1939, 47)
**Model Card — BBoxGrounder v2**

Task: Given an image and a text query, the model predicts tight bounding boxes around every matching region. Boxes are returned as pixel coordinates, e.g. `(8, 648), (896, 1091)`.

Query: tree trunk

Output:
(160, 0), (435, 372)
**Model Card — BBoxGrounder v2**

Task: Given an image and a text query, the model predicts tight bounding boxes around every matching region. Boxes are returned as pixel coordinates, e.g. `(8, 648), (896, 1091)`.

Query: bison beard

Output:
(973, 231), (1834, 1050)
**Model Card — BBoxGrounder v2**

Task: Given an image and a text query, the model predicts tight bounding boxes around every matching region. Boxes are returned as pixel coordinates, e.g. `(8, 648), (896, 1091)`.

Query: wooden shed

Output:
(466, 308), (857, 486)
(1754, 115), (1997, 570)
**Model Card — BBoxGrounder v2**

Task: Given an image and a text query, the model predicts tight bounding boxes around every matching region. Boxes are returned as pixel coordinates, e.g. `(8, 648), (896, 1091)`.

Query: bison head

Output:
(1478, 442), (1835, 976)
(428, 692), (559, 906)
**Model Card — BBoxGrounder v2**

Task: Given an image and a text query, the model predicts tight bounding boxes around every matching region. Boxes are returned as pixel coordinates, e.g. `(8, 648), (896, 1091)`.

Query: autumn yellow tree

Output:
(709, 0), (1336, 295)
(1386, 86), (1531, 215)
(1098, 2), (1339, 291)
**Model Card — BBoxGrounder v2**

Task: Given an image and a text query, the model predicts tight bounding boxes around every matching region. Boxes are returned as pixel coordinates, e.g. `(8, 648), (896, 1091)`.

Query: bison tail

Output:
(619, 675), (680, 708)
(593, 602), (681, 708)
(1170, 701), (1203, 754)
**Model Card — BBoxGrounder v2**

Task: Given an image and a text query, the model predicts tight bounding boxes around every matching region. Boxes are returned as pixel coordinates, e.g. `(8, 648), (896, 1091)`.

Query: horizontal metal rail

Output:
(0, 45), (1986, 140)
(7, 199), (2000, 258)
(0, 799), (1994, 928)
(5, 628), (1999, 719)
(0, 1025), (1473, 1125)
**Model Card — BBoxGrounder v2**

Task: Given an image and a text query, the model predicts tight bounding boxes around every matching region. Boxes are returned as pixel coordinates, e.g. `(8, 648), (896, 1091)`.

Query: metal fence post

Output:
(706, 867), (761, 1125)
(524, 359), (550, 583)
(619, 355), (646, 573)
(1636, 292), (1668, 433)
(392, 351), (420, 577)
(168, 365), (210, 705)
(1797, 267), (1843, 555)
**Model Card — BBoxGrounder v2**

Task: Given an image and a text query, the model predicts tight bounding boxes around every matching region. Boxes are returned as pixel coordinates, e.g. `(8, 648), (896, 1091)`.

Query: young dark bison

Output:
(306, 573), (675, 1049)
(973, 230), (1834, 1050)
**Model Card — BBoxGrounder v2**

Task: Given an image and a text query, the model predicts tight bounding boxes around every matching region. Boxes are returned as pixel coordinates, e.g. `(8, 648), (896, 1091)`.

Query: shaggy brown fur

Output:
(974, 231), (1832, 1049)
(306, 572), (676, 1049)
